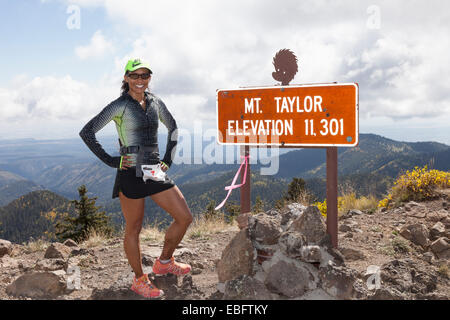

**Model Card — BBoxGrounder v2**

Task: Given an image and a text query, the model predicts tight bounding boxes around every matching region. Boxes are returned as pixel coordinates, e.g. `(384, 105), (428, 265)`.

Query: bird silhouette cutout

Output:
(272, 49), (298, 86)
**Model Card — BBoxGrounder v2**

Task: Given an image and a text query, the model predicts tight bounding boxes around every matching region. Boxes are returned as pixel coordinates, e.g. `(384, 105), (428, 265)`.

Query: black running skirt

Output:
(112, 167), (176, 199)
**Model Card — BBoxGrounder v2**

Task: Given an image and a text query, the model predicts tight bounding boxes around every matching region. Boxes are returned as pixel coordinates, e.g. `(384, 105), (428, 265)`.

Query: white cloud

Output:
(0, 75), (118, 122)
(13, 0), (450, 143)
(75, 30), (114, 60)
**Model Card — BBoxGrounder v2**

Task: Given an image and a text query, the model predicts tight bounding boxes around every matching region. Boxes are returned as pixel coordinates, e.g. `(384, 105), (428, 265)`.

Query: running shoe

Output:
(152, 257), (191, 276)
(131, 274), (164, 298)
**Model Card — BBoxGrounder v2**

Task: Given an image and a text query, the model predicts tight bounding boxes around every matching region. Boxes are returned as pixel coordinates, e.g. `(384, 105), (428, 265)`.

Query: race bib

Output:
(141, 164), (166, 182)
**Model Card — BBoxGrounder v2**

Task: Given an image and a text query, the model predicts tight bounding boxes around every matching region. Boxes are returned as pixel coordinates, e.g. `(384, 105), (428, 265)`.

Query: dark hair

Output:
(121, 71), (130, 95)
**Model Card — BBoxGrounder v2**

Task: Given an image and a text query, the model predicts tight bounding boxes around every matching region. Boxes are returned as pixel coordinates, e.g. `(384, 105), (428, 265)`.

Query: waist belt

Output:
(120, 144), (160, 178)
(120, 145), (158, 155)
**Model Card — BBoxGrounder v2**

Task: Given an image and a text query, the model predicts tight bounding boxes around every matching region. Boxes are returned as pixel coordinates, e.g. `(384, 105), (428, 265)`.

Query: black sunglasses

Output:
(127, 73), (151, 80)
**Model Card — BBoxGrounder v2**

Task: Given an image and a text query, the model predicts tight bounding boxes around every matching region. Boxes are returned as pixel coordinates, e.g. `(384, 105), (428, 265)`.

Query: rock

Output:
(348, 209), (363, 217)
(405, 202), (428, 218)
(339, 247), (366, 261)
(422, 252), (434, 263)
(34, 258), (68, 271)
(288, 206), (328, 245)
(223, 275), (273, 300)
(318, 261), (359, 300)
(339, 224), (353, 232)
(430, 237), (450, 259)
(63, 239), (78, 247)
(142, 255), (154, 267)
(249, 212), (282, 245)
(426, 209), (448, 223)
(369, 287), (406, 300)
(69, 247), (95, 257)
(6, 271), (67, 298)
(300, 245), (322, 264)
(278, 231), (307, 259)
(264, 259), (316, 298)
(44, 243), (72, 259)
(430, 222), (446, 241)
(217, 229), (255, 282)
(297, 288), (336, 300)
(0, 239), (13, 258)
(399, 223), (429, 247)
(280, 203), (306, 230)
(0, 255), (20, 269)
(380, 259), (437, 295)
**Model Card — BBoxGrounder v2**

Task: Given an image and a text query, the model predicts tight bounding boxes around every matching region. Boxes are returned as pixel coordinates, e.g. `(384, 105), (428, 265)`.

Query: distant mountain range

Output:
(0, 133), (448, 243)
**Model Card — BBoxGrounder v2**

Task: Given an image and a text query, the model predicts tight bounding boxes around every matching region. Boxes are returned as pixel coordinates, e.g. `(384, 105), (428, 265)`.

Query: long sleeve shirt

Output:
(79, 91), (178, 168)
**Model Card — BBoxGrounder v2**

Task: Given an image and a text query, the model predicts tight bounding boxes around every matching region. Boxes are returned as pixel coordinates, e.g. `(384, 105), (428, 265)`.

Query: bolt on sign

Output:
(216, 83), (359, 147)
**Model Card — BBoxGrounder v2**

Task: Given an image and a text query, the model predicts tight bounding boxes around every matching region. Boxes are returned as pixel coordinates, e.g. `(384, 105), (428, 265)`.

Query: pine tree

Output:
(224, 200), (240, 223)
(55, 185), (113, 242)
(252, 195), (266, 214)
(284, 177), (306, 202)
(204, 199), (217, 220)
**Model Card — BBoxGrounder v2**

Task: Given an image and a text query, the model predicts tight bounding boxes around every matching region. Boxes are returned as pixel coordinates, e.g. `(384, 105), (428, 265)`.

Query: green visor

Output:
(124, 58), (153, 74)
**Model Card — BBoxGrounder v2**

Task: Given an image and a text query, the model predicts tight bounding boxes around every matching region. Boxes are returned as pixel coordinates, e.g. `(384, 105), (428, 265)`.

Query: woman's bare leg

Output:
(150, 186), (193, 260)
(119, 192), (145, 278)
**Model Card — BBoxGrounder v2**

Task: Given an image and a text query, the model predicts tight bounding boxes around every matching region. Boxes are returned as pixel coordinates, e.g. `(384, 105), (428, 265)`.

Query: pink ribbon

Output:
(215, 155), (250, 211)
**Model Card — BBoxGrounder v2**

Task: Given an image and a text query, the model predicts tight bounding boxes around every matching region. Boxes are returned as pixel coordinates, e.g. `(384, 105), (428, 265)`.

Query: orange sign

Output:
(216, 83), (359, 147)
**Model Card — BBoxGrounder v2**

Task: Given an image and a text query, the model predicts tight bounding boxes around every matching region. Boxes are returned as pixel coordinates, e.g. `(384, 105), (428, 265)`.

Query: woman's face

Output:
(124, 68), (151, 97)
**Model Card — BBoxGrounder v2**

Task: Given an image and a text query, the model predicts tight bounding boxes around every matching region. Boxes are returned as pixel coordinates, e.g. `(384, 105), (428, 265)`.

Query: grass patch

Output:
(23, 238), (50, 253)
(437, 264), (449, 279)
(140, 221), (166, 243)
(378, 237), (411, 256)
(80, 228), (111, 248)
(186, 214), (235, 240)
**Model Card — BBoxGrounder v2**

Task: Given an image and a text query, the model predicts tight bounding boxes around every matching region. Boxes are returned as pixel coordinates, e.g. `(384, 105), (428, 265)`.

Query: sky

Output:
(1, 0), (449, 145)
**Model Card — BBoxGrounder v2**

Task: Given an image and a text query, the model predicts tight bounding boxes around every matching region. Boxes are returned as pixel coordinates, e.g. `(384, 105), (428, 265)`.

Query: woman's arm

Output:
(157, 98), (178, 168)
(79, 99), (125, 168)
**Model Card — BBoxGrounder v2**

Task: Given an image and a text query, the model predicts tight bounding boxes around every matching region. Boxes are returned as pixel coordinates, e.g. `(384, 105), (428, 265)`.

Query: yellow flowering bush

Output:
(313, 197), (345, 218)
(378, 166), (450, 208)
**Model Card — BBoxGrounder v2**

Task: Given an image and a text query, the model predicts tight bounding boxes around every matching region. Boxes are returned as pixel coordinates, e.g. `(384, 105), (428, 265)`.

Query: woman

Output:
(79, 58), (193, 299)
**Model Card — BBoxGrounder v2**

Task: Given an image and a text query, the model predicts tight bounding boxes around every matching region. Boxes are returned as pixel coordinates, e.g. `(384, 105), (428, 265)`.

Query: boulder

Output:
(288, 206), (328, 245)
(278, 230), (307, 259)
(217, 229), (255, 282)
(405, 201), (428, 218)
(281, 203), (307, 228)
(63, 239), (79, 247)
(34, 258), (68, 271)
(318, 261), (359, 300)
(380, 259), (437, 295)
(264, 259), (316, 297)
(399, 223), (429, 247)
(368, 287), (406, 300)
(44, 243), (72, 259)
(426, 209), (448, 223)
(6, 271), (67, 298)
(339, 247), (366, 261)
(249, 212), (282, 245)
(223, 275), (273, 300)
(430, 222), (446, 241)
(0, 239), (13, 258)
(430, 237), (450, 259)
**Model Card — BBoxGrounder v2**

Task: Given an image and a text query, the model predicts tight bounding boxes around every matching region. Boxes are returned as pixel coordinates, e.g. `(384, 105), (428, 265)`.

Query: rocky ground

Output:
(0, 190), (449, 300)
